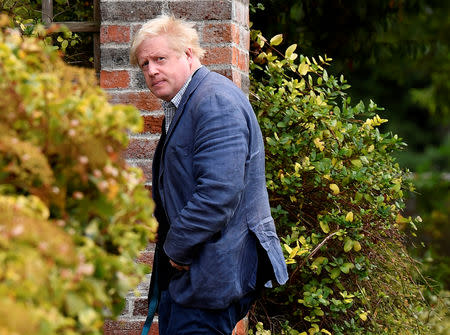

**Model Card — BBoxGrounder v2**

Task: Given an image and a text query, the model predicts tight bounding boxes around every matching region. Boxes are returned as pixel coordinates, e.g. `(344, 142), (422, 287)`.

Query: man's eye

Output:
(141, 60), (149, 68)
(157, 57), (165, 62)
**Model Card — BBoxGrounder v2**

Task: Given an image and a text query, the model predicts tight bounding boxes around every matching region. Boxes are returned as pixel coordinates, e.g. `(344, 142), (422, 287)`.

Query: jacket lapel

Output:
(165, 66), (210, 142)
(158, 66), (210, 186)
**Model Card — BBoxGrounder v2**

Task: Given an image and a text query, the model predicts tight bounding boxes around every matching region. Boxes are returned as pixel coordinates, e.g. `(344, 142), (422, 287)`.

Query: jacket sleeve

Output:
(163, 91), (249, 265)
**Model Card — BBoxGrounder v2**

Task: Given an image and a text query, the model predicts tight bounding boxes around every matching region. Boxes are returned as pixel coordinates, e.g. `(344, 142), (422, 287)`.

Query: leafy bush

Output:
(249, 31), (430, 334)
(0, 16), (156, 334)
(0, 0), (93, 66)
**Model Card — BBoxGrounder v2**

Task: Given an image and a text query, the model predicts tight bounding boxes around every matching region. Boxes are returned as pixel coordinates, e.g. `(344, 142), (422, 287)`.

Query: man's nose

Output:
(147, 63), (158, 76)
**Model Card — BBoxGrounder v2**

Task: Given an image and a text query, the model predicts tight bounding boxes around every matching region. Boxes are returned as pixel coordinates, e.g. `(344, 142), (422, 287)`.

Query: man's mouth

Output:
(152, 80), (164, 88)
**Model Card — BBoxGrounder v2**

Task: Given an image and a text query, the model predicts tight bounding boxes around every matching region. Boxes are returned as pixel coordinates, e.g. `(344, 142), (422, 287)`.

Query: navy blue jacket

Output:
(152, 66), (288, 309)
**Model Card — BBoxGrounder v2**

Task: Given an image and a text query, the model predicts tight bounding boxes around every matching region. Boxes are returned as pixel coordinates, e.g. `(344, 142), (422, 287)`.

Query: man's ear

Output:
(185, 48), (194, 59)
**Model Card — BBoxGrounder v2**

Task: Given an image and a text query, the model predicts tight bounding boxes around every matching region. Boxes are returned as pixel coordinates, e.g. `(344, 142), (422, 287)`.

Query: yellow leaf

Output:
(255, 52), (267, 63)
(298, 62), (310, 75)
(320, 221), (330, 233)
(329, 184), (340, 195)
(396, 213), (409, 224)
(285, 44), (297, 59)
(299, 236), (307, 245)
(345, 211), (354, 222)
(270, 34), (283, 46)
(321, 329), (332, 335)
(313, 138), (325, 151)
(359, 312), (368, 321)
(289, 246), (299, 259)
(257, 35), (265, 48)
(284, 244), (292, 254)
(298, 249), (309, 256)
(353, 241), (362, 252)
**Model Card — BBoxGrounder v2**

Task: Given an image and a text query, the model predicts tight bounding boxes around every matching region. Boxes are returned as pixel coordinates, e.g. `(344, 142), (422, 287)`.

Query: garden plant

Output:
(0, 15), (157, 334)
(248, 31), (433, 334)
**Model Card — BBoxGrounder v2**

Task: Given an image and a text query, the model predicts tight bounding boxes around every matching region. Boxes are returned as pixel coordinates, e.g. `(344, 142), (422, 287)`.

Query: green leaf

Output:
(344, 238), (353, 252)
(330, 267), (341, 279)
(320, 221), (330, 233)
(311, 256), (328, 268)
(340, 262), (355, 274)
(65, 293), (88, 316)
(351, 159), (362, 168)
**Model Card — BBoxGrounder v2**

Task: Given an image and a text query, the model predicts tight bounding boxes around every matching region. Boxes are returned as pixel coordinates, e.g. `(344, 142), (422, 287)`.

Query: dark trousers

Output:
(158, 290), (255, 335)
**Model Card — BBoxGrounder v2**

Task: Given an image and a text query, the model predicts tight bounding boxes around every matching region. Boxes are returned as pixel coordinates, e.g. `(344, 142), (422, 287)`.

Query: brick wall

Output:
(99, 0), (250, 334)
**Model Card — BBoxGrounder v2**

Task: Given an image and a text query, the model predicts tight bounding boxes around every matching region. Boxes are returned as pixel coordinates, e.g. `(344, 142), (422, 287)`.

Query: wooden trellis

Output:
(42, 0), (100, 73)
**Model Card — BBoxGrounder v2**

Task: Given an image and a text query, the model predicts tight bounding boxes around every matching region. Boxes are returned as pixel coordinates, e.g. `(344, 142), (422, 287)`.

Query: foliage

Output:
(0, 0), (94, 67)
(250, 0), (450, 127)
(0, 15), (157, 334)
(249, 31), (431, 334)
(409, 172), (450, 290)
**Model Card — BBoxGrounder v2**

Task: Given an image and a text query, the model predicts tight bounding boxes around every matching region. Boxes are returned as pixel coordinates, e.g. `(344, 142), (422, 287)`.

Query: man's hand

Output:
(169, 259), (190, 271)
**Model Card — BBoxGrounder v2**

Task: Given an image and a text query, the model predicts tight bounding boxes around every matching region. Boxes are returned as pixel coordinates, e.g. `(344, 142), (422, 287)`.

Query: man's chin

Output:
(151, 89), (168, 101)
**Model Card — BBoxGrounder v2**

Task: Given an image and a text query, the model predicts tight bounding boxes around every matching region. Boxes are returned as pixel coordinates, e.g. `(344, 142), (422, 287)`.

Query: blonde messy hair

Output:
(129, 15), (205, 66)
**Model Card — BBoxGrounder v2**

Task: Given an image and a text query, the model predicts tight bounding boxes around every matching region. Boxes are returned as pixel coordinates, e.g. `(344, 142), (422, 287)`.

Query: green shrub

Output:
(249, 31), (430, 334)
(0, 0), (93, 66)
(0, 16), (156, 334)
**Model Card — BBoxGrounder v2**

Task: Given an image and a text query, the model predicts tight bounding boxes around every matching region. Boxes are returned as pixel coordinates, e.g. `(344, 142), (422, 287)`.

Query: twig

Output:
(289, 230), (339, 283)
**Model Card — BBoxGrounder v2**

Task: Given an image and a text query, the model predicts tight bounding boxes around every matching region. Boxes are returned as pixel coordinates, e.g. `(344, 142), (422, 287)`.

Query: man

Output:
(129, 15), (288, 335)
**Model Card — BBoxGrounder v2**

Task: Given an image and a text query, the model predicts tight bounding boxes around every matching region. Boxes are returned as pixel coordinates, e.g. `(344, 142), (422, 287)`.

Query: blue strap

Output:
(141, 247), (160, 335)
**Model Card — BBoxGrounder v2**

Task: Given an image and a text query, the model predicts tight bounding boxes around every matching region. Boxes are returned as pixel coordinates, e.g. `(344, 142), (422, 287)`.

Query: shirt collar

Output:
(167, 65), (203, 108)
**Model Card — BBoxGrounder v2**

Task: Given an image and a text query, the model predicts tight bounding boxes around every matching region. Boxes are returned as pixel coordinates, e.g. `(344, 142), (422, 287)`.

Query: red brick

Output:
(202, 22), (235, 44)
(234, 1), (249, 26)
(109, 92), (161, 112)
(232, 46), (239, 67)
(232, 69), (242, 89)
(240, 28), (250, 51)
(101, 25), (130, 44)
(103, 320), (158, 335)
(214, 68), (233, 81)
(124, 138), (158, 160)
(100, 70), (130, 89)
(137, 249), (155, 266)
(131, 24), (143, 42)
(142, 114), (164, 134)
(168, 1), (232, 21)
(238, 49), (249, 72)
(100, 1), (162, 22)
(203, 46), (233, 65)
(132, 297), (149, 317)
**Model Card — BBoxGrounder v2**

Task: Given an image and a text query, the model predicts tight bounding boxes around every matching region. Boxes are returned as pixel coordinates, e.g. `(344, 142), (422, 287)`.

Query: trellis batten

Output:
(41, 0), (101, 74)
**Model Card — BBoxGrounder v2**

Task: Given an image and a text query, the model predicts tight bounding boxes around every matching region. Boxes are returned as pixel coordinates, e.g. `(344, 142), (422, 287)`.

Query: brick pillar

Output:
(100, 1), (250, 334)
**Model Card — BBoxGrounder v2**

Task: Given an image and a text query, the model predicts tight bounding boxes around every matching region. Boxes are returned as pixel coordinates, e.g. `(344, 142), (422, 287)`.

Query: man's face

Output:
(136, 35), (194, 102)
